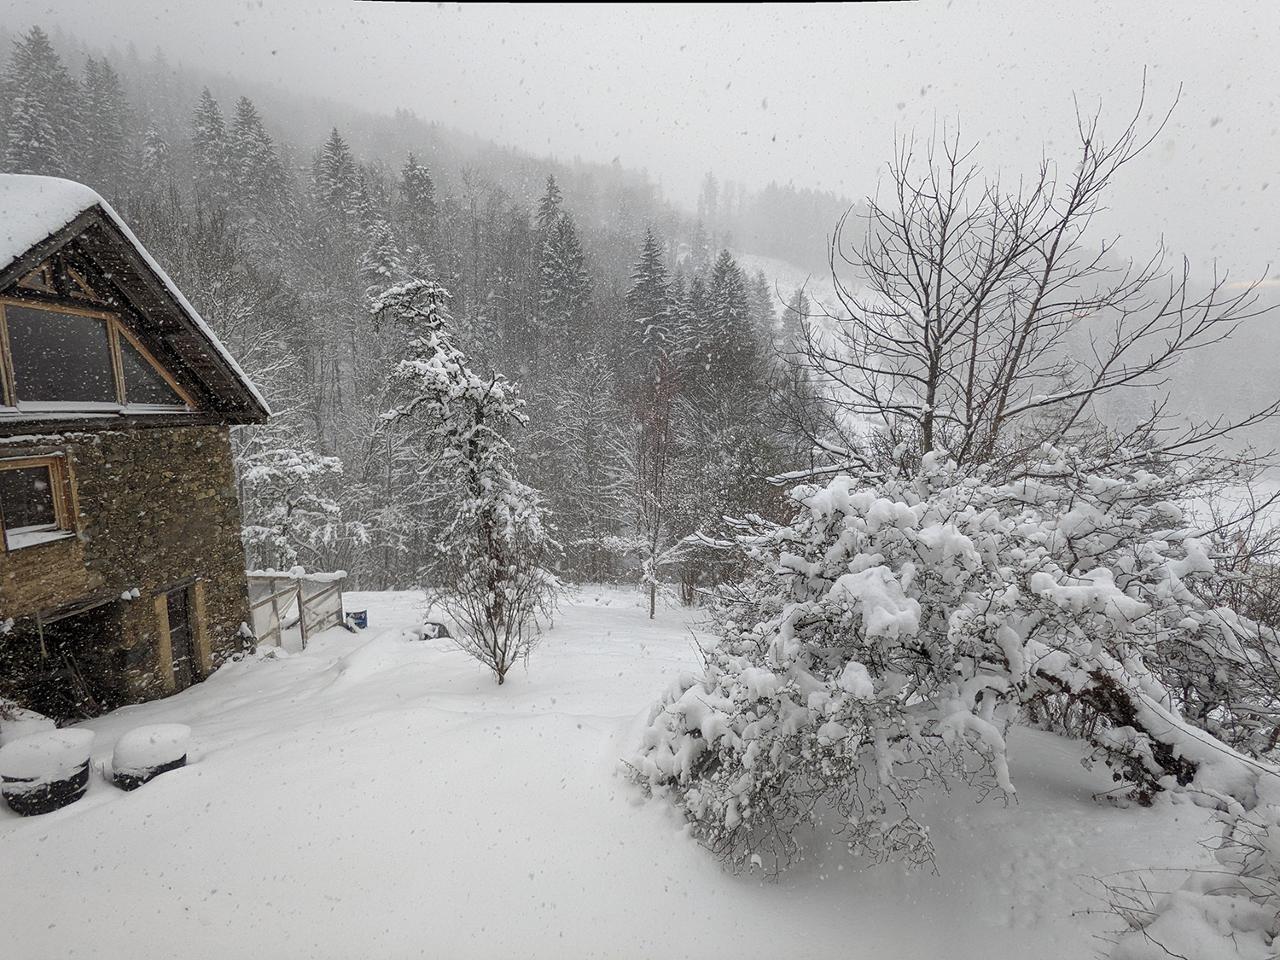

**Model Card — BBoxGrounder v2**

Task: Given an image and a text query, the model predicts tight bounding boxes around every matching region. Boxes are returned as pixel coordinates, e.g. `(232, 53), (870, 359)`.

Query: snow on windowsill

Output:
(122, 403), (190, 415)
(4, 527), (74, 551)
(0, 402), (191, 420)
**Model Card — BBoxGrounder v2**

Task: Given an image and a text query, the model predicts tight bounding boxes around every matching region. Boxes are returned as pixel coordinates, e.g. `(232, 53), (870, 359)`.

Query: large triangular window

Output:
(119, 335), (185, 407)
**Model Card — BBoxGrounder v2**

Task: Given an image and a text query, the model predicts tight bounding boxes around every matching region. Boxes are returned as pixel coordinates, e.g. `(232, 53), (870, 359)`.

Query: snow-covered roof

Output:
(0, 174), (270, 417)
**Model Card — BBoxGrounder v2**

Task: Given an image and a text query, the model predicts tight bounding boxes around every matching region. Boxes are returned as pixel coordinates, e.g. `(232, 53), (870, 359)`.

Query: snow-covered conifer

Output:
(746, 269), (775, 337)
(140, 125), (172, 183)
(3, 27), (79, 177)
(536, 211), (592, 358)
(191, 88), (231, 203)
(398, 153), (436, 270)
(81, 57), (132, 196)
(625, 229), (676, 366)
(314, 127), (362, 223)
(359, 218), (405, 299)
(228, 97), (288, 222)
(536, 173), (563, 233)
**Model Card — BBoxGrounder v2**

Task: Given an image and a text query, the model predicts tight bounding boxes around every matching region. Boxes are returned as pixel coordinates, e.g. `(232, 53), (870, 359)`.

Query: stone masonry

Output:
(0, 424), (251, 704)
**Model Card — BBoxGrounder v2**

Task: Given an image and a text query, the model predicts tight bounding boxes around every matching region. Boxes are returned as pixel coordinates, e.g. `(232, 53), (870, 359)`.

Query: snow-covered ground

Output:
(0, 587), (1217, 959)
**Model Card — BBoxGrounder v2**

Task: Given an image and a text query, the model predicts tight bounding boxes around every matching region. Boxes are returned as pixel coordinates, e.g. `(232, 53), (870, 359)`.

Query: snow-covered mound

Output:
(0, 705), (56, 747)
(0, 588), (1217, 959)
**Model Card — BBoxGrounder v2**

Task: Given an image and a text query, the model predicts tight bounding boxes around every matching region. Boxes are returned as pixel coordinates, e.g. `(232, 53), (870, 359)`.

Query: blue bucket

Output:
(348, 610), (368, 629)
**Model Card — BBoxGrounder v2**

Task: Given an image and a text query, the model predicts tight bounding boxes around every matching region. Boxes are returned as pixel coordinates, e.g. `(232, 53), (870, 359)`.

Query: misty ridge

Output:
(4, 6), (1280, 959)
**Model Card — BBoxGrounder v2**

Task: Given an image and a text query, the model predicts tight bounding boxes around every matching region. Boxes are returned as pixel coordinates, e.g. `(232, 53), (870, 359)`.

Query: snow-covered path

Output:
(0, 588), (1215, 959)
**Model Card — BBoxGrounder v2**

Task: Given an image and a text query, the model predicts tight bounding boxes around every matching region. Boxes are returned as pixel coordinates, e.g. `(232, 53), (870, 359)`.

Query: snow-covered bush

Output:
(239, 437), (346, 569)
(631, 449), (1275, 872)
(373, 279), (560, 684)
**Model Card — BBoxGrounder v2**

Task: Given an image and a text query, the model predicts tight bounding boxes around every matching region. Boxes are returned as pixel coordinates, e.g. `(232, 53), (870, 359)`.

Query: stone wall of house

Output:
(0, 424), (251, 706)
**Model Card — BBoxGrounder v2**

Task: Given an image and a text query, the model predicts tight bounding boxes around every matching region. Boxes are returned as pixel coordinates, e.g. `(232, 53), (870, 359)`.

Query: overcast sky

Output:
(8, 0), (1279, 278)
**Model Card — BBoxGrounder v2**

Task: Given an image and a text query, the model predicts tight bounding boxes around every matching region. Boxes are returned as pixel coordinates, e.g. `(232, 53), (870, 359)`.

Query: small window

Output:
(120, 336), (184, 407)
(64, 267), (104, 303)
(16, 266), (53, 293)
(0, 456), (73, 550)
(5, 304), (117, 405)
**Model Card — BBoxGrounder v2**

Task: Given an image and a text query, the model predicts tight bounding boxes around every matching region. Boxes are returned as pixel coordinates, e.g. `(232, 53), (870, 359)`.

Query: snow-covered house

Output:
(0, 175), (269, 720)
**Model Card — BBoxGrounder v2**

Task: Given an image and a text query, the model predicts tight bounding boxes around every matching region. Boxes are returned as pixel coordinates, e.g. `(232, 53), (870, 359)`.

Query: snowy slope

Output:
(0, 588), (1215, 960)
(733, 250), (840, 320)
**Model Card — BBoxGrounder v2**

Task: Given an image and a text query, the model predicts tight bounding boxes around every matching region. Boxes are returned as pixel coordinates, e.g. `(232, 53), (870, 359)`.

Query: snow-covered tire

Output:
(0, 729), (95, 816)
(111, 724), (191, 791)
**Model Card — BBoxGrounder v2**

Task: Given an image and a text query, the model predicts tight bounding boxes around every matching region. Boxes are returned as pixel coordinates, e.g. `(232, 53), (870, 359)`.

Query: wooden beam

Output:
(192, 580), (212, 676)
(153, 593), (175, 694)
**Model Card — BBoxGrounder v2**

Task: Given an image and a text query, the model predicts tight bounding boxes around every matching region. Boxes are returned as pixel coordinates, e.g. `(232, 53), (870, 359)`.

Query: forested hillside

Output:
(0, 24), (839, 590)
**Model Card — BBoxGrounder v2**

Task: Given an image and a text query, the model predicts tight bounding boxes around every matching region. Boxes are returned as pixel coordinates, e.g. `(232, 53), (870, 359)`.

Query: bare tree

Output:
(615, 359), (681, 619)
(798, 83), (1274, 479)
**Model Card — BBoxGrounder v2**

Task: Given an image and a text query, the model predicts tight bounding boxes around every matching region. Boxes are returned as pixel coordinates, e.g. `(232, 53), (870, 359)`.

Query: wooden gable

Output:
(0, 206), (268, 433)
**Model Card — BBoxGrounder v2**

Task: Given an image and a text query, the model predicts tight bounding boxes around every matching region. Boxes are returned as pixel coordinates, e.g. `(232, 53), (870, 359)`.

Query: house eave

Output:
(0, 410), (264, 440)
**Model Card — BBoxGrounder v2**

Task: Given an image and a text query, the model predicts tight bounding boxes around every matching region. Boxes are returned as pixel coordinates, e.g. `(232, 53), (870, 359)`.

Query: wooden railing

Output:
(246, 569), (347, 650)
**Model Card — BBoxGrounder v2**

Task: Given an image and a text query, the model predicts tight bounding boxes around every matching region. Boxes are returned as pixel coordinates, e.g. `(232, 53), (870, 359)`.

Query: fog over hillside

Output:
(20, 0), (1269, 449)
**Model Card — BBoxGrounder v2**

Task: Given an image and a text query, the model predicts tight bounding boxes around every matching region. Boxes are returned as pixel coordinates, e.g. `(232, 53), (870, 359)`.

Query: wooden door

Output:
(166, 587), (195, 690)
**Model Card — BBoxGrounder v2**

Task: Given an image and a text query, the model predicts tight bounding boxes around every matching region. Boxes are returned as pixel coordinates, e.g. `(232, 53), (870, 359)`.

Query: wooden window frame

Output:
(0, 296), (196, 412)
(0, 453), (77, 552)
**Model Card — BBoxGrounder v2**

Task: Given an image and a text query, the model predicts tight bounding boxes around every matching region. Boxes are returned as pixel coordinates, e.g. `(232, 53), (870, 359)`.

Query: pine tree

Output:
(688, 249), (756, 393)
(81, 57), (131, 197)
(191, 88), (232, 204)
(229, 97), (287, 223)
(3, 27), (79, 177)
(688, 219), (711, 272)
(747, 269), (775, 337)
(398, 153), (436, 269)
(621, 230), (684, 618)
(315, 127), (361, 224)
(536, 173), (563, 233)
(140, 126), (172, 183)
(537, 211), (591, 358)
(360, 218), (404, 299)
(625, 229), (675, 367)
